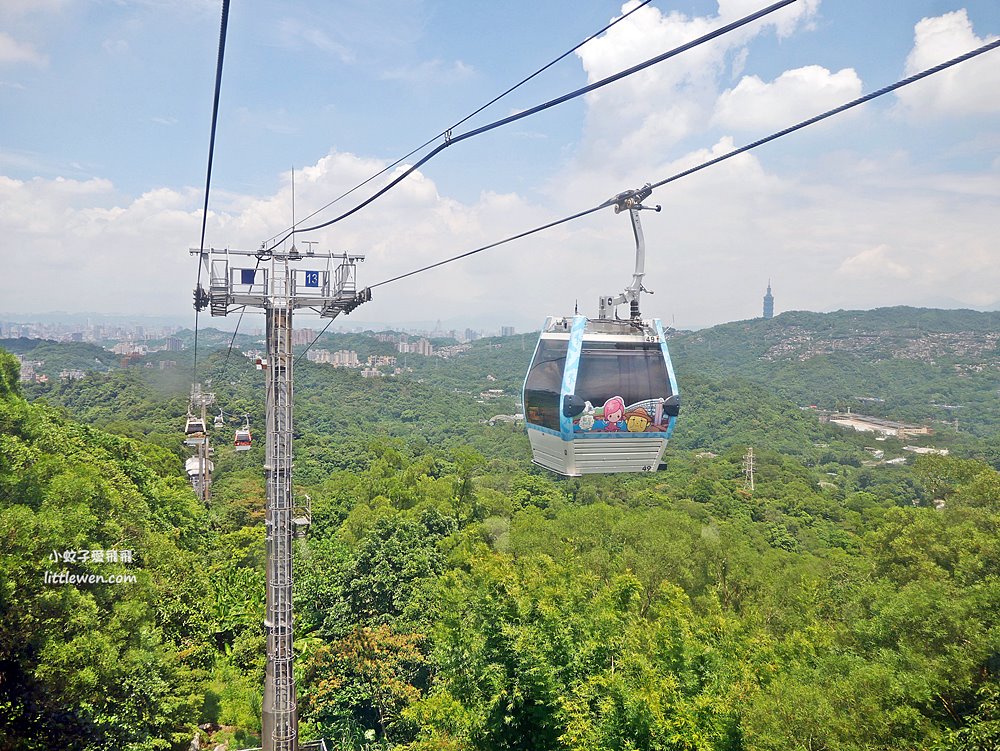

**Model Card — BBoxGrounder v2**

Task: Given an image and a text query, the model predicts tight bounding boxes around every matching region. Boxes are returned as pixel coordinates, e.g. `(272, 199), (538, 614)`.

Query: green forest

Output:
(2, 307), (999, 750)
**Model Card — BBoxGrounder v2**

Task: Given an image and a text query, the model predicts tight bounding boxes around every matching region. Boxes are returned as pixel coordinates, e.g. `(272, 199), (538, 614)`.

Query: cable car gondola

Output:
(522, 185), (680, 476)
(234, 416), (252, 451)
(184, 413), (207, 446)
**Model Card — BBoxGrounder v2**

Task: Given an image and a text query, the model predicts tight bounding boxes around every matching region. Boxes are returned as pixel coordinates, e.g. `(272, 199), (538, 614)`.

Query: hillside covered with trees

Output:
(673, 307), (1000, 444)
(2, 307), (999, 750)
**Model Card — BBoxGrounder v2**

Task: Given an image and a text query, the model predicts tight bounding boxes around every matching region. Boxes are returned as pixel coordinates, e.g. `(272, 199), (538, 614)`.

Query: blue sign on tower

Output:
(305, 271), (320, 288)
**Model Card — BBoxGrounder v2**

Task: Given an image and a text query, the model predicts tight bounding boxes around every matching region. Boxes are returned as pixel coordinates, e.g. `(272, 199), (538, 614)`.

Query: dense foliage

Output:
(3, 307), (999, 750)
(0, 338), (119, 378)
(0, 349), (211, 749)
(672, 307), (1000, 444)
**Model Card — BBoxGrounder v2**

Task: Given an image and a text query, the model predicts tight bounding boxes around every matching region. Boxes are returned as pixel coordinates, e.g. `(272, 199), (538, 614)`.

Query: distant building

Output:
(487, 414), (524, 426)
(17, 359), (35, 382)
(435, 343), (471, 359)
(827, 412), (932, 439)
(903, 445), (949, 456)
(500, 326), (515, 337)
(164, 337), (183, 352)
(292, 328), (316, 346)
(332, 350), (360, 368)
(112, 341), (147, 356)
(398, 338), (433, 356)
(763, 281), (774, 319)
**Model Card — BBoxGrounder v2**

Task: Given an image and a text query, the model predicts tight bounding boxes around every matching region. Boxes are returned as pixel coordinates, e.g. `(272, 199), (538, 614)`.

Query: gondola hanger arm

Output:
(599, 183), (661, 320)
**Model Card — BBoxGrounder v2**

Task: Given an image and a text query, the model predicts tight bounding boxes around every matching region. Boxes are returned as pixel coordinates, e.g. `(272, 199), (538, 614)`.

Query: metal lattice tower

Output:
(193, 245), (368, 751)
(743, 446), (755, 492)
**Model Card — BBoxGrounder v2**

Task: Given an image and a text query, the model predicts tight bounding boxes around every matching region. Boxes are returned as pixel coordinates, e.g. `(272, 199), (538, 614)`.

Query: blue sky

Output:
(1, 0), (999, 331)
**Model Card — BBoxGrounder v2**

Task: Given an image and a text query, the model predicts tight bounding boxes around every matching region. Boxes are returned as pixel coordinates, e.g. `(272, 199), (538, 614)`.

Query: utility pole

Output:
(193, 244), (368, 751)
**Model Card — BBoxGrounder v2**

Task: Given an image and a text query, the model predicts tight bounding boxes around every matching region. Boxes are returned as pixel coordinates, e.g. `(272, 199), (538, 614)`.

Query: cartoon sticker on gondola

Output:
(601, 396), (626, 432)
(573, 396), (671, 432)
(624, 407), (652, 433)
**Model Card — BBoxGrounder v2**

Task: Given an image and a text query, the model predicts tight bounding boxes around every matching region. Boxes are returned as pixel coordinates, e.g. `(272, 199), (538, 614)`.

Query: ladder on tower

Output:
(264, 259), (297, 750)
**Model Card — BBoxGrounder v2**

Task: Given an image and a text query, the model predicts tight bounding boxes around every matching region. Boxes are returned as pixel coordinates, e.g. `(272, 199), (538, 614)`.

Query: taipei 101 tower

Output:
(763, 281), (774, 319)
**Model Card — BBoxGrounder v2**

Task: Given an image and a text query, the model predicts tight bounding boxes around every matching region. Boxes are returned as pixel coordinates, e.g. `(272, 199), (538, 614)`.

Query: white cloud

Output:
(0, 0), (68, 19)
(897, 10), (1000, 115)
(0, 154), (548, 322)
(1, 131), (999, 329)
(712, 65), (863, 130)
(275, 18), (355, 64)
(0, 31), (47, 66)
(574, 0), (821, 163)
(837, 244), (911, 280)
(718, 0), (820, 38)
(2, 1), (998, 330)
(102, 38), (130, 56)
(380, 59), (475, 86)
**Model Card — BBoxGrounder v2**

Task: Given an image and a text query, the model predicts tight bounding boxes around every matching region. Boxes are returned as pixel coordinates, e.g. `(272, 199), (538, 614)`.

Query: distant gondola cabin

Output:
(234, 428), (252, 451)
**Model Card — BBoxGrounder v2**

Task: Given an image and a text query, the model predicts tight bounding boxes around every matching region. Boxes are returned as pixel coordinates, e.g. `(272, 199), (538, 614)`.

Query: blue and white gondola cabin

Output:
(523, 315), (679, 476)
(521, 183), (680, 476)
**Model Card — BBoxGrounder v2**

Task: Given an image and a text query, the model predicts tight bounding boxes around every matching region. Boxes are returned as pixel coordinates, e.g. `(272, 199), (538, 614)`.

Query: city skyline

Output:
(0, 315), (525, 344)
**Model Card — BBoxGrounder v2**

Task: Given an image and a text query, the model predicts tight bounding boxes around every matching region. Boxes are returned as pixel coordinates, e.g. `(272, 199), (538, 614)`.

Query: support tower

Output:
(192, 245), (369, 751)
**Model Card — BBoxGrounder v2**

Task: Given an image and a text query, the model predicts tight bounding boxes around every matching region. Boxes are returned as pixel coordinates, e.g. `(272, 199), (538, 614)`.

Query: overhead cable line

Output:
(292, 205), (608, 365)
(288, 198), (587, 365)
(296, 319), (335, 364)
(370, 204), (606, 290)
(278, 0), (666, 367)
(264, 0), (656, 247)
(217, 304), (250, 379)
(192, 0), (231, 382)
(265, 0), (798, 251)
(351, 37), (1000, 297)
